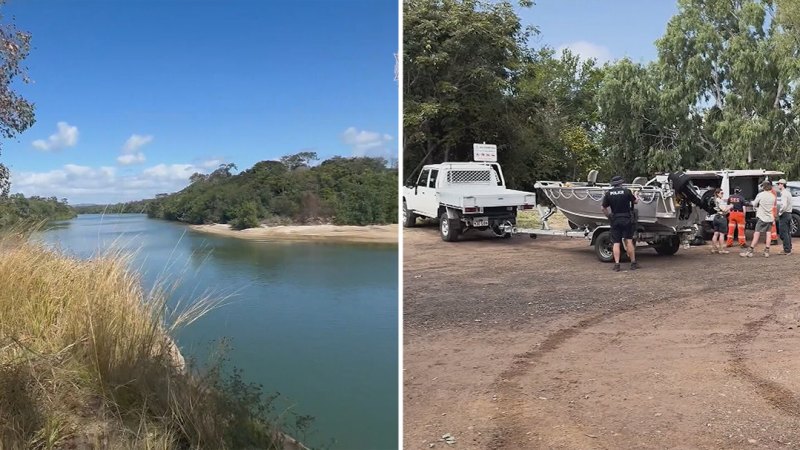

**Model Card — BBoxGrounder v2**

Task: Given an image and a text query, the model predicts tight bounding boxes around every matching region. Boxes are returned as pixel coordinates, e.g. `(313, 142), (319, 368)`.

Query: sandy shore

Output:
(189, 223), (398, 244)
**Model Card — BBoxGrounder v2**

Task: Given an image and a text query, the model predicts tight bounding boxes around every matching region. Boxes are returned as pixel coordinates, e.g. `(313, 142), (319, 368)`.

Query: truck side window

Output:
(417, 169), (430, 187)
(428, 170), (438, 188)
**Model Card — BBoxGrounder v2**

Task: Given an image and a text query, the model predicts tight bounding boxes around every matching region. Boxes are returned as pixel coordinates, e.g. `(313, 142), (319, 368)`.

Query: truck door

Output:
(420, 169), (439, 217)
(407, 169), (430, 214)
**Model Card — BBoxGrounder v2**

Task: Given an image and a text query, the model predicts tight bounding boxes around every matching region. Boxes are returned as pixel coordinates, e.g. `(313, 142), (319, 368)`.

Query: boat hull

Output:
(535, 182), (702, 232)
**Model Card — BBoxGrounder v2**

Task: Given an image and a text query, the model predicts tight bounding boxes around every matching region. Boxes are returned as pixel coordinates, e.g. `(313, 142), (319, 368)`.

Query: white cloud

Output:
(117, 152), (146, 165)
(556, 41), (613, 64)
(117, 134), (153, 166)
(341, 127), (394, 157)
(141, 163), (198, 181)
(11, 161), (209, 204)
(32, 122), (79, 152)
(199, 159), (223, 169)
(122, 134), (153, 153)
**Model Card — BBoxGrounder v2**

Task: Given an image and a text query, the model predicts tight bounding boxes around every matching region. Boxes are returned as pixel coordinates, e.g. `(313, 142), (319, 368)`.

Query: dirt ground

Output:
(404, 222), (800, 449)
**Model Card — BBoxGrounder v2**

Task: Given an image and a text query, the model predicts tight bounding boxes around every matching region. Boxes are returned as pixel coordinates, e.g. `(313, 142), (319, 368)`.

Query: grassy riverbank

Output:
(0, 234), (293, 449)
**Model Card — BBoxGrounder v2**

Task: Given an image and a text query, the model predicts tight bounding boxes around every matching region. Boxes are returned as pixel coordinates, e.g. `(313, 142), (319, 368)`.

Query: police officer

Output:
(601, 175), (638, 272)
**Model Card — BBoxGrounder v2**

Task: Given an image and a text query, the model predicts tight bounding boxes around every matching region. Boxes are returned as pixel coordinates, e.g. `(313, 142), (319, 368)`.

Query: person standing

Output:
(710, 188), (730, 254)
(601, 175), (638, 272)
(776, 179), (793, 255)
(740, 181), (777, 258)
(725, 186), (747, 248)
(770, 185), (779, 245)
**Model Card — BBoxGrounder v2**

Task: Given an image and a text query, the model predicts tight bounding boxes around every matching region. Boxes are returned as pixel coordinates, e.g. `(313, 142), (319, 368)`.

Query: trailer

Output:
(496, 205), (697, 262)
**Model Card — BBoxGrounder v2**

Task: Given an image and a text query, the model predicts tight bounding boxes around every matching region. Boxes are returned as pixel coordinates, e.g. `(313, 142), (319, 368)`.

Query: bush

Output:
(230, 201), (261, 230)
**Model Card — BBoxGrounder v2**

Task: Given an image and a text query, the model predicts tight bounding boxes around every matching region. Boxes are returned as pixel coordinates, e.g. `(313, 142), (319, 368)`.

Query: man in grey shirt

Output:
(776, 179), (793, 255)
(741, 180), (777, 258)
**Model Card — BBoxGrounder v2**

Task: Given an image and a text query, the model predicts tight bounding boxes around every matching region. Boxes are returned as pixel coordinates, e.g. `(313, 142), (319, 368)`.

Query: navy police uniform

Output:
(601, 186), (636, 243)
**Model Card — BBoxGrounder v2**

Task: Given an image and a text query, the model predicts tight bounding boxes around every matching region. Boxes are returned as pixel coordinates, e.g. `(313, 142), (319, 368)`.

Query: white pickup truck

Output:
(402, 162), (537, 241)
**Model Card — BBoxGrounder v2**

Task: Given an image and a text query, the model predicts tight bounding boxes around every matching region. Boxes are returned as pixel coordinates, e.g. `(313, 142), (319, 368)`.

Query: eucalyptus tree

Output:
(402, 0), (534, 178)
(655, 0), (799, 173)
(0, 2), (35, 197)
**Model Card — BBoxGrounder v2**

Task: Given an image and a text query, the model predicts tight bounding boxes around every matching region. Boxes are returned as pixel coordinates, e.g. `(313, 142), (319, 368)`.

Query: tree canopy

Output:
(146, 154), (397, 228)
(403, 0), (800, 187)
(0, 1), (35, 197)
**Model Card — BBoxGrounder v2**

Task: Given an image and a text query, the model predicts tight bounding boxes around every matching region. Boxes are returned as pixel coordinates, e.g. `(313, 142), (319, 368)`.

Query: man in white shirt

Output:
(741, 180), (777, 258)
(775, 179), (793, 255)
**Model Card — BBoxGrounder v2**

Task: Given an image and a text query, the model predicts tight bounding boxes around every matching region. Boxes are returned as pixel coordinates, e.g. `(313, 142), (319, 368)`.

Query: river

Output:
(37, 214), (398, 450)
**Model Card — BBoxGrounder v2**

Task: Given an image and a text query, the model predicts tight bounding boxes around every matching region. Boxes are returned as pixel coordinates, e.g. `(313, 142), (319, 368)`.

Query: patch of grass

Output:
(516, 209), (570, 229)
(0, 235), (298, 449)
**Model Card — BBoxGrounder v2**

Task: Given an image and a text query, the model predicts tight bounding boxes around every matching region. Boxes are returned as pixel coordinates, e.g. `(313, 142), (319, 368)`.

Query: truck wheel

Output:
(654, 236), (680, 256)
(440, 212), (461, 242)
(594, 230), (614, 263)
(792, 213), (800, 237)
(402, 201), (417, 228)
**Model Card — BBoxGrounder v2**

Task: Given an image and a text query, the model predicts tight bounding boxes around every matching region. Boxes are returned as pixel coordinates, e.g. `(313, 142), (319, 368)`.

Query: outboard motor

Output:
(668, 172), (716, 215)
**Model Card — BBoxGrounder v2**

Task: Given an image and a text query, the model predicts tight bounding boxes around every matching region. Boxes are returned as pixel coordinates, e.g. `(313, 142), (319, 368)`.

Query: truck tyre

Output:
(654, 236), (680, 256)
(440, 212), (461, 242)
(402, 200), (417, 228)
(792, 213), (800, 237)
(594, 230), (614, 263)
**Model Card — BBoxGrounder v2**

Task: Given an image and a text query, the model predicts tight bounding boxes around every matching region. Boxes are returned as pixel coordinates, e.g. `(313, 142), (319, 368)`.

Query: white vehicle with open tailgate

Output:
(402, 162), (537, 241)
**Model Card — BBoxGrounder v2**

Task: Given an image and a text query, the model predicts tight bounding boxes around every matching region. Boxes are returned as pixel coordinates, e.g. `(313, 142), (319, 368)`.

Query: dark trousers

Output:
(779, 212), (793, 253)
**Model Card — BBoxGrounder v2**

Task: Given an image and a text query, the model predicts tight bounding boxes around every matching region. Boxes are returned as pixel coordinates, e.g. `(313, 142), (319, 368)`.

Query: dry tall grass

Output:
(0, 235), (285, 449)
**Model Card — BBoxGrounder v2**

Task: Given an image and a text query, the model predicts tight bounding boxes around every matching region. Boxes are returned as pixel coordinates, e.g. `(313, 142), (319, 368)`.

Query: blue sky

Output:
(518, 0), (678, 64)
(3, 0), (398, 204)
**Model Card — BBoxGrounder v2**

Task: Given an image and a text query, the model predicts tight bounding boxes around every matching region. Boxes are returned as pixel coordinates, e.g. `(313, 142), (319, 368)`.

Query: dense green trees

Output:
(0, 195), (75, 226)
(146, 155), (397, 228)
(404, 0), (800, 187)
(74, 199), (152, 215)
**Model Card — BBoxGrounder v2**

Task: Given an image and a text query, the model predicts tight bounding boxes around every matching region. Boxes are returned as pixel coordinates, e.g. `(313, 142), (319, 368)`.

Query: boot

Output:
(740, 247), (754, 258)
(764, 248), (770, 258)
(612, 263), (620, 272)
(710, 243), (719, 254)
(630, 261), (639, 270)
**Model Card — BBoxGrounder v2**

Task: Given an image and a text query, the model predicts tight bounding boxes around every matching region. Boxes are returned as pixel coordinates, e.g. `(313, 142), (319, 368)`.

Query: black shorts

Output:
(610, 215), (634, 243)
(712, 216), (727, 233)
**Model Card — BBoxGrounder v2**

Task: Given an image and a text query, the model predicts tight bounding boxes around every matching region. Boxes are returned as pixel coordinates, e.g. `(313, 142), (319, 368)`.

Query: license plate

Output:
(473, 217), (488, 227)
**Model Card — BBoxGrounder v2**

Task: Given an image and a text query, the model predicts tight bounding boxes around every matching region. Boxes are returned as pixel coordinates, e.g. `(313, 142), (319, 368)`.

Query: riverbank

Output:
(0, 237), (294, 448)
(189, 223), (399, 244)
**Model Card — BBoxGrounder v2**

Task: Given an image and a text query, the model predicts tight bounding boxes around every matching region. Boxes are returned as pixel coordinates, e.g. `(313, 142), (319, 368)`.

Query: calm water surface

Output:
(37, 214), (398, 450)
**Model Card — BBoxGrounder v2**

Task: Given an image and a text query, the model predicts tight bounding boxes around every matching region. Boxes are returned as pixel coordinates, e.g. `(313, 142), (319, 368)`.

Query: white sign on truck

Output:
(473, 143), (497, 162)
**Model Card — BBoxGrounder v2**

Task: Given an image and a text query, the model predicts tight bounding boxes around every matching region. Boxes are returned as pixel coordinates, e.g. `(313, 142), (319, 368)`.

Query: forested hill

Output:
(0, 194), (76, 226)
(146, 153), (397, 229)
